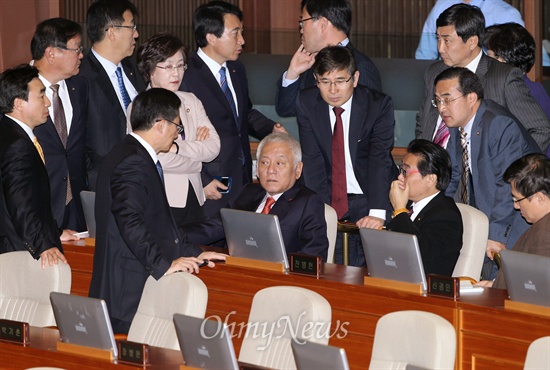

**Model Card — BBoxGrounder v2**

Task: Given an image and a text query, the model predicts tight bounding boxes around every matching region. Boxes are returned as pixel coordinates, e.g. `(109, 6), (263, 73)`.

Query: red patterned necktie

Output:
(331, 107), (348, 219)
(433, 119), (450, 147)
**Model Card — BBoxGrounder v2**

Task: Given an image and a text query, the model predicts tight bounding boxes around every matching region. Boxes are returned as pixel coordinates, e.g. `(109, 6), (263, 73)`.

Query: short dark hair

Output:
(0, 64), (39, 114)
(313, 45), (357, 78)
(193, 1), (242, 49)
(301, 0), (352, 36)
(130, 88), (181, 132)
(503, 153), (550, 199)
(436, 3), (485, 47)
(407, 139), (452, 191)
(86, 0), (138, 44)
(482, 23), (535, 74)
(434, 67), (484, 100)
(31, 18), (82, 60)
(137, 33), (187, 85)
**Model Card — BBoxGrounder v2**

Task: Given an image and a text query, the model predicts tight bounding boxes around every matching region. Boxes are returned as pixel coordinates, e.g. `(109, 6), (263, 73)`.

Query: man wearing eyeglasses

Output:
(434, 67), (539, 280)
(78, 0), (145, 190)
(296, 46), (397, 267)
(275, 0), (381, 118)
(31, 18), (88, 232)
(357, 139), (463, 277)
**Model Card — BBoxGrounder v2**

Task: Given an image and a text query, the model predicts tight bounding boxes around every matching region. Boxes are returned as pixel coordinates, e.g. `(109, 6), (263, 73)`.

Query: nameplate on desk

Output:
(118, 340), (150, 366)
(225, 256), (285, 273)
(289, 254), (323, 278)
(427, 274), (460, 299)
(0, 319), (29, 344)
(363, 276), (424, 295)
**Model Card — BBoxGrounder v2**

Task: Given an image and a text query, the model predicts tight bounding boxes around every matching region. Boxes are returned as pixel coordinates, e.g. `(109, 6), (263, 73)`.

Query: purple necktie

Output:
(434, 119), (450, 148)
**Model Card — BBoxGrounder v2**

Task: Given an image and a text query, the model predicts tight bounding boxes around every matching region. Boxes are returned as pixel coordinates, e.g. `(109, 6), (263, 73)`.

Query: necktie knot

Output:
(50, 84), (60, 94)
(261, 196), (276, 214)
(333, 106), (345, 117)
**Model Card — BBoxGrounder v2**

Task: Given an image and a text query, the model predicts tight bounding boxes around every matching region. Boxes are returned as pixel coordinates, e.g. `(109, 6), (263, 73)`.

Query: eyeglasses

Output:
(398, 165), (420, 178)
(58, 45), (84, 54)
(316, 75), (353, 89)
(431, 95), (464, 108)
(109, 24), (137, 31)
(155, 64), (187, 72)
(512, 194), (532, 204)
(157, 119), (184, 135)
(298, 16), (314, 28)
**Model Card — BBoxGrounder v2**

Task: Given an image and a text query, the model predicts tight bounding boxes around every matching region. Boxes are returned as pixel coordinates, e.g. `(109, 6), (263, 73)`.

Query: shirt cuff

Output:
(368, 209), (386, 220)
(281, 71), (298, 87)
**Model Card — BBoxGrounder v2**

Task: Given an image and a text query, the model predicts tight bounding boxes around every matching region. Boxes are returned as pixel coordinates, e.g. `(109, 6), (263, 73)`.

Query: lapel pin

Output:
(186, 108), (190, 113)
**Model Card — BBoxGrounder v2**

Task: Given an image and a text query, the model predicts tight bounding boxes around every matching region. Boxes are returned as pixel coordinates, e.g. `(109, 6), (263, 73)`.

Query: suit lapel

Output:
(469, 100), (487, 178)
(413, 192), (443, 223)
(314, 95), (334, 163)
(474, 54), (489, 81)
(348, 90), (368, 166)
(270, 183), (301, 219)
(87, 53), (123, 114)
(227, 61), (243, 129)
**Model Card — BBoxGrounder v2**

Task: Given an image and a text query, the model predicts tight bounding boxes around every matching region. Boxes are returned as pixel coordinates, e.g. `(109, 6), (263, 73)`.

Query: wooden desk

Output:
(0, 326), (183, 370)
(62, 241), (550, 370)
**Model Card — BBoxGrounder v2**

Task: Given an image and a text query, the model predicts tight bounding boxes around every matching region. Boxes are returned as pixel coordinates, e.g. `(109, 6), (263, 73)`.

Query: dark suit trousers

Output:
(334, 195), (368, 267)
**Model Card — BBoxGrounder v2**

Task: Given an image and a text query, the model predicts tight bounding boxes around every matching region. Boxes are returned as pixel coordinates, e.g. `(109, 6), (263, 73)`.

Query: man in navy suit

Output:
(275, 0), (381, 118)
(296, 46), (397, 266)
(184, 133), (328, 260)
(78, 0), (145, 189)
(89, 89), (226, 334)
(180, 1), (284, 219)
(32, 18), (88, 231)
(0, 65), (78, 268)
(434, 67), (539, 279)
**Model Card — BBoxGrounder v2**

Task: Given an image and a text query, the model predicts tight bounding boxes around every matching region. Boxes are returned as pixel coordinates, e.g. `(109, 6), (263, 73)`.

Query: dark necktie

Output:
(50, 84), (72, 205)
(460, 128), (470, 204)
(219, 67), (238, 125)
(433, 119), (450, 148)
(115, 66), (132, 109)
(331, 107), (348, 219)
(156, 160), (164, 184)
(261, 196), (276, 214)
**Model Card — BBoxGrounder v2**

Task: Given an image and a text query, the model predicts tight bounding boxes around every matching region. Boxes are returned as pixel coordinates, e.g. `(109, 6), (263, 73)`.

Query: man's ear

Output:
(206, 33), (218, 46)
(295, 161), (303, 179)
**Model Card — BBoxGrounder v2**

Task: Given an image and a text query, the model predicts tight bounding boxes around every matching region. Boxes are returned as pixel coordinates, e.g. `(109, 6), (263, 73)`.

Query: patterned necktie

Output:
(115, 66), (132, 109)
(433, 119), (450, 148)
(460, 128), (469, 204)
(33, 137), (45, 164)
(156, 160), (164, 184)
(261, 196), (276, 214)
(219, 67), (238, 125)
(50, 84), (72, 205)
(331, 107), (348, 219)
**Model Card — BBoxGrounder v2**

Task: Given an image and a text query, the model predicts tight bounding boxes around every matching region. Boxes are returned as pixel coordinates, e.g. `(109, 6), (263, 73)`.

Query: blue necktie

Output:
(156, 160), (164, 184)
(115, 66), (132, 109)
(219, 67), (238, 125)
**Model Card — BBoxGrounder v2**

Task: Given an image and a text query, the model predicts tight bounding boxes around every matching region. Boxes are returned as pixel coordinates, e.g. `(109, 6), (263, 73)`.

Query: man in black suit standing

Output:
(357, 139), (463, 277)
(89, 89), (226, 334)
(184, 133), (328, 260)
(415, 3), (550, 152)
(296, 46), (396, 266)
(32, 18), (88, 231)
(78, 0), (145, 189)
(0, 65), (78, 268)
(275, 0), (381, 118)
(180, 1), (283, 218)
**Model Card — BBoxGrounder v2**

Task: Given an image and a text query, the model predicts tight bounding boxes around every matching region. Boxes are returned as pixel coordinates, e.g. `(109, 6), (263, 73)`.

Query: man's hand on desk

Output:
(61, 229), (80, 241)
(166, 252), (227, 275)
(356, 216), (385, 230)
(40, 247), (67, 269)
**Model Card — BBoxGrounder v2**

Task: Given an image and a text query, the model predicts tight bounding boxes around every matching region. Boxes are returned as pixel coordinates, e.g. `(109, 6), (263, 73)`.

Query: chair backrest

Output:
(452, 203), (489, 281)
(0, 251), (71, 327)
(238, 286), (332, 370)
(369, 310), (456, 370)
(79, 191), (96, 238)
(127, 273), (208, 350)
(324, 204), (337, 263)
(524, 336), (550, 370)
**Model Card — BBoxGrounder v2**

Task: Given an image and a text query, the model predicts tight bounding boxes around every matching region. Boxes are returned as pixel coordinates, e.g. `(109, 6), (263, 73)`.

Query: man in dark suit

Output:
(89, 89), (226, 334)
(296, 46), (397, 266)
(180, 1), (283, 218)
(415, 3), (550, 152)
(0, 65), (78, 268)
(358, 139), (463, 276)
(434, 67), (539, 279)
(184, 133), (328, 260)
(275, 0), (381, 118)
(78, 0), (145, 189)
(32, 18), (88, 231)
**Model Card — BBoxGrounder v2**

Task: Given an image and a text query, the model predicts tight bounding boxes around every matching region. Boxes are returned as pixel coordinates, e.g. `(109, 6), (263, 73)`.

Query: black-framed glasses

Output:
(315, 75), (353, 89)
(157, 119), (184, 135)
(58, 45), (84, 54)
(298, 16), (314, 28)
(155, 64), (187, 72)
(431, 95), (464, 108)
(109, 24), (137, 31)
(512, 194), (532, 204)
(398, 165), (420, 178)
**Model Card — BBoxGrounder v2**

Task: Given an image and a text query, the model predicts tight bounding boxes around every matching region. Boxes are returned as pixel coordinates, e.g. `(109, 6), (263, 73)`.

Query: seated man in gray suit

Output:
(183, 133), (328, 261)
(433, 67), (539, 280)
(416, 3), (550, 152)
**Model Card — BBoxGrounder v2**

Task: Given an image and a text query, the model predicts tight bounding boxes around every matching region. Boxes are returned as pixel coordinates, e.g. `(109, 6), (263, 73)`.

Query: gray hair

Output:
(256, 133), (302, 168)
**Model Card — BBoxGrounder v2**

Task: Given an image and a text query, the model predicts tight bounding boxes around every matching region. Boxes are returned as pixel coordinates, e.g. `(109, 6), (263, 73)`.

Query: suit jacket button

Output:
(63, 177), (67, 181)
(174, 238), (179, 243)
